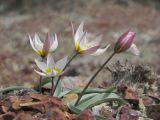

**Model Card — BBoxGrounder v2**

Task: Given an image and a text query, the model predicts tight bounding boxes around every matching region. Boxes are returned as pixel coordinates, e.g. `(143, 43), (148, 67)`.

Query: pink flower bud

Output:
(114, 31), (136, 53)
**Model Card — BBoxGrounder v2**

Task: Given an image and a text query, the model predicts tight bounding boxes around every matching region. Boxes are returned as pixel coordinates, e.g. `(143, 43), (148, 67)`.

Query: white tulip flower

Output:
(73, 22), (110, 56)
(29, 33), (58, 57)
(35, 55), (67, 77)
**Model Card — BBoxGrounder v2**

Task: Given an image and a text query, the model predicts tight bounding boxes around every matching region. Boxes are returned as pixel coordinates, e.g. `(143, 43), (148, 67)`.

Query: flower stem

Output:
(74, 52), (116, 106)
(51, 77), (54, 95)
(39, 76), (42, 93)
(39, 57), (45, 93)
(52, 52), (78, 95)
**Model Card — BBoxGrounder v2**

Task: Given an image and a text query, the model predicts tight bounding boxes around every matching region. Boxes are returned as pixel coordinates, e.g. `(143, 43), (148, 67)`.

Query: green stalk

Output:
(39, 57), (45, 93)
(51, 77), (54, 95)
(39, 76), (42, 93)
(74, 52), (116, 106)
(52, 52), (78, 95)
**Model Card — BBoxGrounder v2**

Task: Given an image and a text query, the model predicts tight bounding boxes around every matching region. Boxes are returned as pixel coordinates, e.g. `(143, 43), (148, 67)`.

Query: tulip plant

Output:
(74, 31), (139, 106)
(52, 22), (110, 95)
(29, 33), (58, 92)
(28, 21), (139, 118)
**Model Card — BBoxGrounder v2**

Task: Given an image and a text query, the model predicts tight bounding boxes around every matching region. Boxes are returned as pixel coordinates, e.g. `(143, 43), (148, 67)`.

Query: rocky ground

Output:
(0, 0), (159, 88)
(0, 1), (160, 120)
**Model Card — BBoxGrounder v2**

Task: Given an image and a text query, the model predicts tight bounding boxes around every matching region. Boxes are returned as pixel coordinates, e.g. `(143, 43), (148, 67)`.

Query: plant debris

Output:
(0, 92), (77, 120)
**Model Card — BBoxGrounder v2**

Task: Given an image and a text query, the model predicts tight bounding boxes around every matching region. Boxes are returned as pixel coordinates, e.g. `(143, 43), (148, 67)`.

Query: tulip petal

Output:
(88, 35), (102, 47)
(50, 34), (58, 51)
(71, 21), (75, 40)
(75, 22), (84, 43)
(91, 44), (110, 56)
(34, 70), (46, 76)
(47, 54), (55, 68)
(128, 44), (140, 56)
(42, 33), (50, 55)
(29, 35), (37, 52)
(81, 45), (99, 54)
(35, 59), (47, 72)
(55, 56), (68, 70)
(35, 33), (43, 45)
(79, 32), (87, 47)
(34, 34), (43, 50)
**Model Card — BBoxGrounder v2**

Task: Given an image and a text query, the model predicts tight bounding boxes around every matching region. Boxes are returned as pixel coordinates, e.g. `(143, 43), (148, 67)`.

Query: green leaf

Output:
(41, 77), (63, 97)
(86, 97), (127, 109)
(106, 92), (119, 98)
(57, 88), (102, 98)
(78, 93), (99, 104)
(95, 116), (109, 120)
(58, 89), (71, 98)
(53, 78), (62, 97)
(68, 103), (110, 120)
(0, 86), (36, 93)
(76, 92), (111, 110)
(67, 87), (120, 120)
(68, 103), (81, 114)
(75, 88), (116, 110)
(69, 86), (116, 94)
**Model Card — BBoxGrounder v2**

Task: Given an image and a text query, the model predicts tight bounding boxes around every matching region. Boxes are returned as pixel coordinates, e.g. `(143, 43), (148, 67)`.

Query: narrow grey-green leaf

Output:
(78, 93), (98, 104)
(68, 103), (109, 120)
(76, 93), (110, 110)
(86, 97), (127, 109)
(0, 86), (35, 93)
(53, 78), (62, 97)
(69, 86), (116, 94)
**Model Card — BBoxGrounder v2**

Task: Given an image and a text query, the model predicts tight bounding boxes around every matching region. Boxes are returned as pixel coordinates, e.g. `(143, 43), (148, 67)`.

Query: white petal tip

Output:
(129, 44), (140, 56)
(91, 44), (110, 56)
(34, 70), (46, 76)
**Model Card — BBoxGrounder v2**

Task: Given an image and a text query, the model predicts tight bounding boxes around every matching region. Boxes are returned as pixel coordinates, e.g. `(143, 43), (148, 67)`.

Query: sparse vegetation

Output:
(0, 1), (159, 120)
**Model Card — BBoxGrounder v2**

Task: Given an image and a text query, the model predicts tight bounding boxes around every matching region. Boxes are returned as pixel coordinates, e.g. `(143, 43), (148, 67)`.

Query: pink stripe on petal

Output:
(82, 45), (100, 54)
(71, 21), (75, 41)
(118, 32), (135, 52)
(42, 33), (51, 56)
(115, 31), (136, 53)
(91, 44), (110, 56)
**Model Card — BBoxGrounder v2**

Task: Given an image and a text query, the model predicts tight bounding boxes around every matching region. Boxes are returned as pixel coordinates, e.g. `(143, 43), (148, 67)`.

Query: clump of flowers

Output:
(29, 33), (59, 93)
(29, 21), (140, 118)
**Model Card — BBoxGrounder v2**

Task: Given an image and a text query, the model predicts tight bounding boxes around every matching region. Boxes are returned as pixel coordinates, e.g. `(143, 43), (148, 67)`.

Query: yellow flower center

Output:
(36, 50), (48, 57)
(45, 67), (62, 76)
(75, 40), (85, 53)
